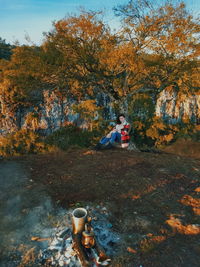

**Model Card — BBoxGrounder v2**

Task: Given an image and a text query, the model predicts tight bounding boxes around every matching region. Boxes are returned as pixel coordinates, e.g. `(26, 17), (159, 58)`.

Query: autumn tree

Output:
(114, 0), (200, 94)
(40, 11), (126, 125)
(113, 0), (200, 145)
(0, 45), (47, 128)
(42, 11), (123, 100)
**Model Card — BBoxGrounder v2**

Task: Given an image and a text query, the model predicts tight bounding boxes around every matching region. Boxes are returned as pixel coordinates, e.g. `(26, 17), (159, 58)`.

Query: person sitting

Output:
(94, 114), (131, 150)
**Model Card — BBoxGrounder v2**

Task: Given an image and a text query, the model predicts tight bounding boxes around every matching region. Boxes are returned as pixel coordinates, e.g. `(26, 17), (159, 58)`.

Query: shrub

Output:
(175, 124), (200, 141)
(45, 125), (100, 150)
(0, 129), (49, 157)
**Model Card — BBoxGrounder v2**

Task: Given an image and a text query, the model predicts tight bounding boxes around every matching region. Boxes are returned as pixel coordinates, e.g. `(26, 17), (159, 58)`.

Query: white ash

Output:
(38, 207), (120, 266)
(91, 212), (120, 255)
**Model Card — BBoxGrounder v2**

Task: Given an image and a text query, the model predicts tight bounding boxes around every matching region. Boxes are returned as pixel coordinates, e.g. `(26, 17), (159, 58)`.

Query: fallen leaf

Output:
(127, 247), (137, 254)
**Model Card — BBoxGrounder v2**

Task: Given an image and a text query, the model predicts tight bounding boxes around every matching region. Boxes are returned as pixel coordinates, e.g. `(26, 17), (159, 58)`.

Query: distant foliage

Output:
(0, 38), (14, 60)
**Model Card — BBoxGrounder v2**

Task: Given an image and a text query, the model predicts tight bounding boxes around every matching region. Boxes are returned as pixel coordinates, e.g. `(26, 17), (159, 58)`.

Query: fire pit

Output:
(38, 205), (120, 266)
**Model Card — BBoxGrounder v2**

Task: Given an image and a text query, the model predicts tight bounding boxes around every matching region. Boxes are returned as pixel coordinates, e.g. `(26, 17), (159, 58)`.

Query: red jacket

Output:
(120, 123), (131, 143)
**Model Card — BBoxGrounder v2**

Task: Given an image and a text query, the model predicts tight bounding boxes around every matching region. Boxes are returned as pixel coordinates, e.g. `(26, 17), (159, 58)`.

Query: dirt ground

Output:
(0, 146), (200, 267)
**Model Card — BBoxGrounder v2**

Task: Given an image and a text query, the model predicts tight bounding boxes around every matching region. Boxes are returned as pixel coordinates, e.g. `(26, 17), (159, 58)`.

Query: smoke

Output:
(0, 161), (61, 265)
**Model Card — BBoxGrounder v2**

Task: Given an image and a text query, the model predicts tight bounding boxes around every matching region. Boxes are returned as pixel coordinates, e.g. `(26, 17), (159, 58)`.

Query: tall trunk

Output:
(16, 104), (23, 130)
(60, 96), (64, 127)
(120, 70), (129, 116)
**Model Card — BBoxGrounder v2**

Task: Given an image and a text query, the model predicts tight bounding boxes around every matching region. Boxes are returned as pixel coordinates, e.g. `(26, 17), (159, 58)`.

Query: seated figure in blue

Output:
(95, 114), (131, 150)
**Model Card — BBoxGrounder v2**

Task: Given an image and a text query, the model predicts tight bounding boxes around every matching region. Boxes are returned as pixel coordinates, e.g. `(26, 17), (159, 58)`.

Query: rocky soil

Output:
(0, 145), (200, 266)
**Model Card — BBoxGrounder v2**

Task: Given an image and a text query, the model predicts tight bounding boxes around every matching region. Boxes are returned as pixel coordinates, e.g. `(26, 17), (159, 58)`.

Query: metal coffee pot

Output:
(81, 224), (95, 248)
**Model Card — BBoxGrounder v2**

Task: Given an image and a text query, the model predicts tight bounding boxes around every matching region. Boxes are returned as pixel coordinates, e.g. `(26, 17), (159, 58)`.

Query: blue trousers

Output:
(100, 132), (121, 145)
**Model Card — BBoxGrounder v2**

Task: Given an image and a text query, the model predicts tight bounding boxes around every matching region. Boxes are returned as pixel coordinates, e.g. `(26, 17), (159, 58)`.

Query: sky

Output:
(0, 0), (199, 45)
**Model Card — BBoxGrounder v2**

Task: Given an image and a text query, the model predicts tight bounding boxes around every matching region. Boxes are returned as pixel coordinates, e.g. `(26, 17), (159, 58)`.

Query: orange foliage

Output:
(180, 195), (200, 208)
(127, 247), (137, 254)
(166, 215), (200, 235)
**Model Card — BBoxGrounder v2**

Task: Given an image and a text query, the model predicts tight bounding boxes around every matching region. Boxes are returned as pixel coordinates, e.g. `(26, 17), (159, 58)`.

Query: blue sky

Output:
(0, 0), (199, 45)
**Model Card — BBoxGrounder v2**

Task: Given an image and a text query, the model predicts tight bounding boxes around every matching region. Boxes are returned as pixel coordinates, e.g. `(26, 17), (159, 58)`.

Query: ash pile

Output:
(38, 206), (120, 266)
